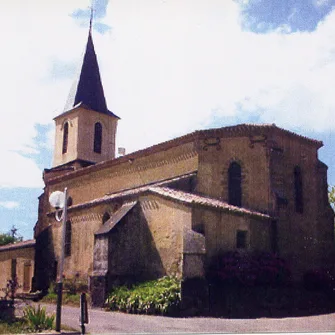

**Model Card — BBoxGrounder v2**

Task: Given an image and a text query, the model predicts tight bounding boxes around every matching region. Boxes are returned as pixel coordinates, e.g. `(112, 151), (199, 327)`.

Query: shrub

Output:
(106, 276), (181, 315)
(208, 251), (291, 287)
(23, 305), (55, 332)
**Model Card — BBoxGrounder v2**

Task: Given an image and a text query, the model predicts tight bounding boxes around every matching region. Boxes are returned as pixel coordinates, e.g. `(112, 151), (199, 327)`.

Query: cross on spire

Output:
(89, 2), (94, 32)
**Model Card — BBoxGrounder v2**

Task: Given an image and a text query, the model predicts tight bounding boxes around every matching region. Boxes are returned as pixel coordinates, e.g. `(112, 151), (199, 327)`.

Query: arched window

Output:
(102, 212), (110, 224)
(94, 122), (102, 154)
(228, 162), (242, 207)
(294, 166), (303, 213)
(65, 221), (72, 257)
(62, 122), (69, 154)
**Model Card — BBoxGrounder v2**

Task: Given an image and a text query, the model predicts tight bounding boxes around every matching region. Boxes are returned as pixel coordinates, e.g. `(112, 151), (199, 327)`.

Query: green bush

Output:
(23, 305), (54, 332)
(106, 276), (181, 315)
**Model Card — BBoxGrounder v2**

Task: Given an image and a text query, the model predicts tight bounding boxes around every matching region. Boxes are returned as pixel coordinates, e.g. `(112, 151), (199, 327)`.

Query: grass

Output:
(41, 292), (82, 307)
(0, 319), (26, 334)
(0, 319), (77, 334)
(41, 280), (88, 307)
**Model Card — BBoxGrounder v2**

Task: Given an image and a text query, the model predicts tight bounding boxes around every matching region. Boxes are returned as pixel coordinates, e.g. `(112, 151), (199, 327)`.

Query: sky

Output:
(1, 0), (335, 240)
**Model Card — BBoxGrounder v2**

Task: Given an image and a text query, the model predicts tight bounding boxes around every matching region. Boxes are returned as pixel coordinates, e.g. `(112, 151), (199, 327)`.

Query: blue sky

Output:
(1, 0), (335, 240)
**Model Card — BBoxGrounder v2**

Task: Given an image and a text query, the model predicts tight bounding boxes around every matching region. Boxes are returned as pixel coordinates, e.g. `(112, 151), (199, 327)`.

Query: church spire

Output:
(52, 6), (119, 168)
(64, 10), (117, 117)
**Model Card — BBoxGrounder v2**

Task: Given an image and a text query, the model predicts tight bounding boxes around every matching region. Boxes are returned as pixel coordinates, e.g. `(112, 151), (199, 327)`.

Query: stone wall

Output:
(0, 244), (35, 297)
(269, 131), (334, 279)
(48, 141), (198, 210)
(53, 107), (118, 167)
(50, 203), (108, 280)
(138, 194), (192, 279)
(196, 135), (270, 213)
(195, 208), (271, 265)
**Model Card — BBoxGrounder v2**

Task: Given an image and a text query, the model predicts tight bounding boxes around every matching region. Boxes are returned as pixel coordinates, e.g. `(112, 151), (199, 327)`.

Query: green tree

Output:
(0, 225), (23, 246)
(329, 185), (335, 210)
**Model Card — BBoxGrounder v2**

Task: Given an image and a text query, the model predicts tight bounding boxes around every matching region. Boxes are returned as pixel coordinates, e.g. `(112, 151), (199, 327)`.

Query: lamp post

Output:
(49, 188), (68, 332)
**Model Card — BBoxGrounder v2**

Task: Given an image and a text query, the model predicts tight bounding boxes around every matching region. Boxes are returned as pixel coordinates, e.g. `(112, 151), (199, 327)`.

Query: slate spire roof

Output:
(63, 24), (118, 118)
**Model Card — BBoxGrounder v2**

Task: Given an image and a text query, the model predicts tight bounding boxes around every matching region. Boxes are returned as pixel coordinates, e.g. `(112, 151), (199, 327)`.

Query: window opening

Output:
(62, 122), (69, 154)
(236, 230), (248, 249)
(94, 122), (102, 153)
(11, 258), (17, 279)
(294, 166), (303, 213)
(102, 212), (110, 224)
(65, 221), (72, 257)
(228, 162), (242, 207)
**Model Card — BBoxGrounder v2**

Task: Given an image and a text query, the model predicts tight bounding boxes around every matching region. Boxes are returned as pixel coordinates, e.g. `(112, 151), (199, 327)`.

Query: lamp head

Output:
(49, 191), (66, 209)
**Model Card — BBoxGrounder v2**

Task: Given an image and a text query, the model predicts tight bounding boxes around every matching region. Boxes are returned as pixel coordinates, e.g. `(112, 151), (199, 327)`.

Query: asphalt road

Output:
(17, 301), (335, 334)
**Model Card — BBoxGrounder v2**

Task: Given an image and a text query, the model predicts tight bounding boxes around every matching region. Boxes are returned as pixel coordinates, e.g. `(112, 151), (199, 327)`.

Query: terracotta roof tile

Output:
(0, 239), (35, 252)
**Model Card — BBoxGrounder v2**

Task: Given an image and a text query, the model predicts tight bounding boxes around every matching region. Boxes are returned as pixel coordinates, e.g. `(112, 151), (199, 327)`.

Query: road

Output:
(16, 301), (335, 334)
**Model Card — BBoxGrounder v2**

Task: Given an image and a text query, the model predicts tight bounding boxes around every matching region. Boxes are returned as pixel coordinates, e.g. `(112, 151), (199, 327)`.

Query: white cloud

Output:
(1, 0), (335, 187)
(314, 0), (331, 7)
(0, 201), (19, 209)
(0, 151), (43, 188)
(99, 1), (335, 153)
(0, 0), (89, 187)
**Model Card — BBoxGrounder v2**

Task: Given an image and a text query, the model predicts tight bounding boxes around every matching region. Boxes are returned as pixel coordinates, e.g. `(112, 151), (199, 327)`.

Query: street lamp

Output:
(49, 188), (68, 332)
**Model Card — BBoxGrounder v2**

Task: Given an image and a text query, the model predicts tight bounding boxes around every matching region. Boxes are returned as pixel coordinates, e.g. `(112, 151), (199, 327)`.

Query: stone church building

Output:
(32, 27), (334, 304)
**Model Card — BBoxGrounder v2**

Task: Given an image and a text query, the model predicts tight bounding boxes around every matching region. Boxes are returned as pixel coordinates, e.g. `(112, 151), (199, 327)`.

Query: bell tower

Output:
(52, 21), (119, 168)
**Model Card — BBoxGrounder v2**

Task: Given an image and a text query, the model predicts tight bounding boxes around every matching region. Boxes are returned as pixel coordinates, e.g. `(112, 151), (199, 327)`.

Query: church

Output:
(31, 25), (334, 305)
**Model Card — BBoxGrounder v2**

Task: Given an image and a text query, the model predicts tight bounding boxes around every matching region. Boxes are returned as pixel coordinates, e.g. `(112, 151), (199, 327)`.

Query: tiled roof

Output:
(49, 172), (270, 220)
(0, 239), (35, 252)
(48, 173), (196, 214)
(149, 187), (271, 220)
(47, 123), (322, 184)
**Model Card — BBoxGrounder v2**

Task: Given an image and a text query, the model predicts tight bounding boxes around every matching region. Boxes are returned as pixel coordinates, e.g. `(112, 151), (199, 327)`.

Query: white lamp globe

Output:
(49, 191), (66, 209)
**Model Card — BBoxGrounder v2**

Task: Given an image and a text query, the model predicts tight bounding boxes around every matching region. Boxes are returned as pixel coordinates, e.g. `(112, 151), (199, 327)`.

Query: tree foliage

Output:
(0, 226), (22, 246)
(329, 185), (335, 210)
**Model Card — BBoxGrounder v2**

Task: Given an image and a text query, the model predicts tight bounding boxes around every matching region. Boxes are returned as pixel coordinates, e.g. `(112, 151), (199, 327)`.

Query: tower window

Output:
(94, 122), (102, 154)
(62, 122), (69, 154)
(228, 162), (242, 207)
(294, 166), (303, 213)
(65, 220), (72, 257)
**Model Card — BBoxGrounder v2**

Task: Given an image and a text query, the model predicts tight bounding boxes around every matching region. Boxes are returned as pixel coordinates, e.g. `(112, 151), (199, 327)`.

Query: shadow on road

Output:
(206, 284), (335, 319)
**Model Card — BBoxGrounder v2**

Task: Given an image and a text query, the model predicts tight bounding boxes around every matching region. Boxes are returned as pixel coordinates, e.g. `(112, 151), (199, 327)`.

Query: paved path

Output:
(18, 301), (335, 334)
